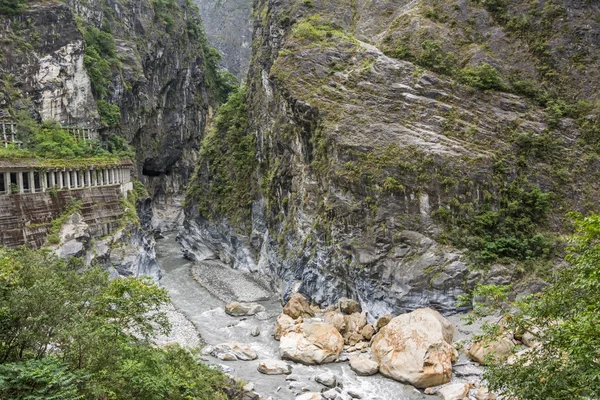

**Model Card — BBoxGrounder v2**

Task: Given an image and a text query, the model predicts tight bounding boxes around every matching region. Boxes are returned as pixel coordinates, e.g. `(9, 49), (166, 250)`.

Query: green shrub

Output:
(458, 63), (506, 90)
(0, 0), (27, 16)
(417, 40), (456, 75)
(83, 27), (120, 99)
(97, 99), (121, 127)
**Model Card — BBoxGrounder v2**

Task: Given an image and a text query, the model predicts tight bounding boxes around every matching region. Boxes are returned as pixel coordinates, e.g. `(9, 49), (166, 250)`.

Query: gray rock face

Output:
(193, 0), (252, 81)
(181, 0), (600, 320)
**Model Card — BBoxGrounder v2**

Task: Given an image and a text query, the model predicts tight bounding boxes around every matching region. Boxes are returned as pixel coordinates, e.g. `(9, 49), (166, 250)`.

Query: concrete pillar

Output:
(73, 170), (79, 188)
(17, 171), (23, 194)
(28, 171), (34, 193)
(85, 170), (91, 187)
(40, 172), (46, 193)
(3, 172), (9, 194)
(111, 168), (116, 184)
(57, 171), (63, 189)
(66, 170), (71, 189)
(104, 169), (109, 185)
(50, 171), (56, 188)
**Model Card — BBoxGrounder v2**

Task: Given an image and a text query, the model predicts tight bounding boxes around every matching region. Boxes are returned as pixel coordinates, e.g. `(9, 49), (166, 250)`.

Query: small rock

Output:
(436, 383), (472, 400)
(289, 381), (310, 392)
(361, 324), (375, 340)
(225, 302), (266, 317)
(375, 314), (392, 331)
(257, 359), (292, 375)
(347, 389), (362, 399)
(475, 387), (497, 400)
(210, 342), (257, 361)
(424, 388), (436, 395)
(251, 326), (260, 337)
(322, 389), (339, 400)
(349, 357), (378, 376)
(286, 373), (302, 381)
(296, 393), (323, 400)
(315, 370), (337, 387)
(284, 293), (315, 319)
(337, 298), (362, 315)
(243, 382), (255, 392)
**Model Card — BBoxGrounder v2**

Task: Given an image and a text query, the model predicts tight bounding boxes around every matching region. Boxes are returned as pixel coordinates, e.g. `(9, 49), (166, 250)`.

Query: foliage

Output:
(438, 181), (552, 265)
(187, 86), (255, 226)
(477, 213), (600, 399)
(417, 40), (457, 75)
(152, 0), (177, 33)
(97, 99), (121, 127)
(458, 63), (506, 91)
(0, 0), (27, 16)
(0, 247), (233, 399)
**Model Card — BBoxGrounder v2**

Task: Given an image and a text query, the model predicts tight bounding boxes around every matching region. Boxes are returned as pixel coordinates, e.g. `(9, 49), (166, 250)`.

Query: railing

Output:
(0, 118), (99, 147)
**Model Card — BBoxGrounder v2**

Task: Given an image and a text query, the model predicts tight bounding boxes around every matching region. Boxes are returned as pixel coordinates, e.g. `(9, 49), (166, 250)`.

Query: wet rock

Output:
(436, 383), (472, 400)
(251, 326), (260, 337)
(274, 313), (296, 340)
(371, 308), (457, 388)
(349, 357), (379, 376)
(468, 333), (514, 365)
(257, 359), (292, 375)
(280, 322), (344, 364)
(210, 342), (257, 361)
(243, 382), (255, 392)
(337, 298), (361, 315)
(225, 302), (266, 316)
(315, 370), (337, 387)
(284, 293), (316, 319)
(322, 389), (339, 400)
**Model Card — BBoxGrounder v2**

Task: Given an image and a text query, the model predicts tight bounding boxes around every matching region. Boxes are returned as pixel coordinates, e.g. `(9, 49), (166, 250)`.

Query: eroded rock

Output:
(349, 357), (379, 376)
(371, 308), (457, 388)
(225, 302), (266, 316)
(280, 322), (344, 364)
(284, 293), (315, 319)
(257, 359), (292, 375)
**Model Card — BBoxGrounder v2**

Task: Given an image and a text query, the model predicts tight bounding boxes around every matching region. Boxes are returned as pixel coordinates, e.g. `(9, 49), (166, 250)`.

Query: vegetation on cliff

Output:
(186, 86), (255, 227)
(0, 248), (234, 399)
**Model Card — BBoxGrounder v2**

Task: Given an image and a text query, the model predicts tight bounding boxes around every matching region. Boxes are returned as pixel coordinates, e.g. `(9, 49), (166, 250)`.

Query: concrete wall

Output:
(0, 185), (124, 248)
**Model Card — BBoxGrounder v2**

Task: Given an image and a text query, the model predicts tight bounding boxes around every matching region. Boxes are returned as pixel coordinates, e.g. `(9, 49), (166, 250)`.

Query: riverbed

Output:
(155, 231), (469, 400)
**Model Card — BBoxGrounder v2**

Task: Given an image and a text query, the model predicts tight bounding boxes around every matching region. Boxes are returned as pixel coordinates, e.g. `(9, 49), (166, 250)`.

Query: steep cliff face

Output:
(194, 0), (253, 82)
(183, 0), (600, 317)
(0, 0), (217, 205)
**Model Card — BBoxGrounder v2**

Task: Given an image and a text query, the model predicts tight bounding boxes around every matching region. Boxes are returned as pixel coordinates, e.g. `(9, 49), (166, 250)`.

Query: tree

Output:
(0, 247), (234, 399)
(481, 213), (600, 399)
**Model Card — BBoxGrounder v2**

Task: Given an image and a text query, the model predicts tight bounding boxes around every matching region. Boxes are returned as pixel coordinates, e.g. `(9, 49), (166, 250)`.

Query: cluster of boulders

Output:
(215, 294), (508, 400)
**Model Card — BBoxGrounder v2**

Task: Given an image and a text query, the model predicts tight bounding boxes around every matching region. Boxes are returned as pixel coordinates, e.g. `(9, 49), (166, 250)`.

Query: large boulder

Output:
(274, 313), (296, 340)
(280, 322), (344, 364)
(257, 359), (293, 375)
(283, 293), (315, 319)
(371, 308), (457, 388)
(342, 312), (367, 345)
(315, 370), (337, 387)
(323, 311), (346, 332)
(225, 302), (266, 316)
(349, 357), (379, 376)
(468, 333), (514, 365)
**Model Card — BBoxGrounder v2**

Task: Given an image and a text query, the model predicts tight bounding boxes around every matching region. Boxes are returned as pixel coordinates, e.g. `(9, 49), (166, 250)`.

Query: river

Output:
(155, 231), (443, 400)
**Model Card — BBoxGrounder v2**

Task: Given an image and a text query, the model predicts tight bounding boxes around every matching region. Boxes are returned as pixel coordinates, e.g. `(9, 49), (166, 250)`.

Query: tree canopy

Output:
(0, 247), (232, 400)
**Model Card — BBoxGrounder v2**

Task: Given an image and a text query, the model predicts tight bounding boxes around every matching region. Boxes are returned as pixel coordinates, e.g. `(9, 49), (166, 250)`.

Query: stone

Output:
(322, 389), (339, 400)
(337, 298), (361, 315)
(280, 322), (344, 364)
(323, 311), (346, 332)
(361, 324), (375, 340)
(251, 326), (260, 337)
(274, 313), (296, 340)
(347, 390), (362, 399)
(468, 334), (514, 365)
(436, 383), (471, 400)
(349, 357), (379, 376)
(243, 382), (255, 392)
(296, 394), (322, 400)
(371, 308), (457, 388)
(315, 370), (337, 387)
(225, 302), (266, 316)
(342, 312), (367, 345)
(475, 387), (497, 400)
(258, 359), (293, 375)
(375, 314), (392, 331)
(210, 342), (257, 361)
(284, 293), (315, 319)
